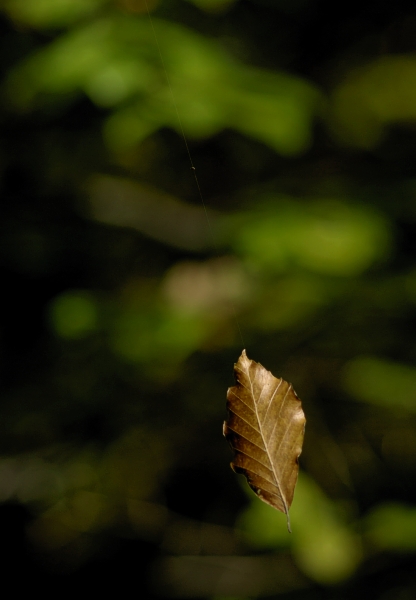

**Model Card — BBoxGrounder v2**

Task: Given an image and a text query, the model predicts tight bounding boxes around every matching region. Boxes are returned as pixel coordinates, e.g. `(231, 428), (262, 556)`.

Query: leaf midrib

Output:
(246, 361), (290, 520)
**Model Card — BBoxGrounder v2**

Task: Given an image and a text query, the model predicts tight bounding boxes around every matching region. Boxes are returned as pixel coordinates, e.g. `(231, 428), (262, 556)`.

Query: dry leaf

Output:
(223, 350), (305, 532)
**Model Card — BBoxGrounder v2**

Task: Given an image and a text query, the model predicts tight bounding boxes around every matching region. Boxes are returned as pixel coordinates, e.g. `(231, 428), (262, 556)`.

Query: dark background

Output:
(1, 0), (416, 598)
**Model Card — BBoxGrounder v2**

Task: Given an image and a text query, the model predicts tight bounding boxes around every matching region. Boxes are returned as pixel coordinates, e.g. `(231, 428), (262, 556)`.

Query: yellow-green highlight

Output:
(49, 291), (98, 339)
(343, 356), (416, 411)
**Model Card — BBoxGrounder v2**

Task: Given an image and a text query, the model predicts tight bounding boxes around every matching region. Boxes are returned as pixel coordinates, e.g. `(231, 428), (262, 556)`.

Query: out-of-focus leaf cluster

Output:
(5, 10), (320, 156)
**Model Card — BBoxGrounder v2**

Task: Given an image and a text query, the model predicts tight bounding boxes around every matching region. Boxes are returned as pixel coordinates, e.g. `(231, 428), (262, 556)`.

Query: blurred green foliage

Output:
(329, 55), (416, 148)
(365, 502), (416, 551)
(231, 198), (390, 275)
(3, 0), (107, 28)
(5, 10), (320, 154)
(49, 291), (99, 339)
(238, 473), (361, 584)
(343, 356), (416, 411)
(1, 0), (416, 598)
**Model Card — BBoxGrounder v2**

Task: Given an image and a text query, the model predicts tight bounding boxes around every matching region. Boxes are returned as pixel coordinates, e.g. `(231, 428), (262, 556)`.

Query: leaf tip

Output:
(237, 348), (251, 369)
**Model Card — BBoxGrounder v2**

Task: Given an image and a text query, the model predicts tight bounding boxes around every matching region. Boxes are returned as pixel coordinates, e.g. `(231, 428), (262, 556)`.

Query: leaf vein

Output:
(225, 425), (265, 451)
(227, 409), (260, 433)
(233, 448), (272, 471)
(228, 389), (254, 412)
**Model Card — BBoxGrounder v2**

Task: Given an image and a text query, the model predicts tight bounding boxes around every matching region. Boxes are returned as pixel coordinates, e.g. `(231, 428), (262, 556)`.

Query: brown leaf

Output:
(223, 350), (306, 532)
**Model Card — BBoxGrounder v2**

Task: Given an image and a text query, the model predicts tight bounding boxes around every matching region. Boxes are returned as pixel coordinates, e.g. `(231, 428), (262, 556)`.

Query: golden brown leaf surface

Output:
(223, 350), (305, 532)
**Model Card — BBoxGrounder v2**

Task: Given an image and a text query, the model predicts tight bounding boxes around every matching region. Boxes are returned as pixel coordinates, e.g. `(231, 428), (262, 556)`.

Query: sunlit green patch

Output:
(343, 356), (416, 411)
(49, 291), (98, 339)
(3, 0), (105, 29)
(329, 55), (416, 148)
(233, 198), (390, 276)
(5, 13), (321, 156)
(365, 503), (416, 551)
(110, 307), (209, 365)
(237, 473), (362, 584)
